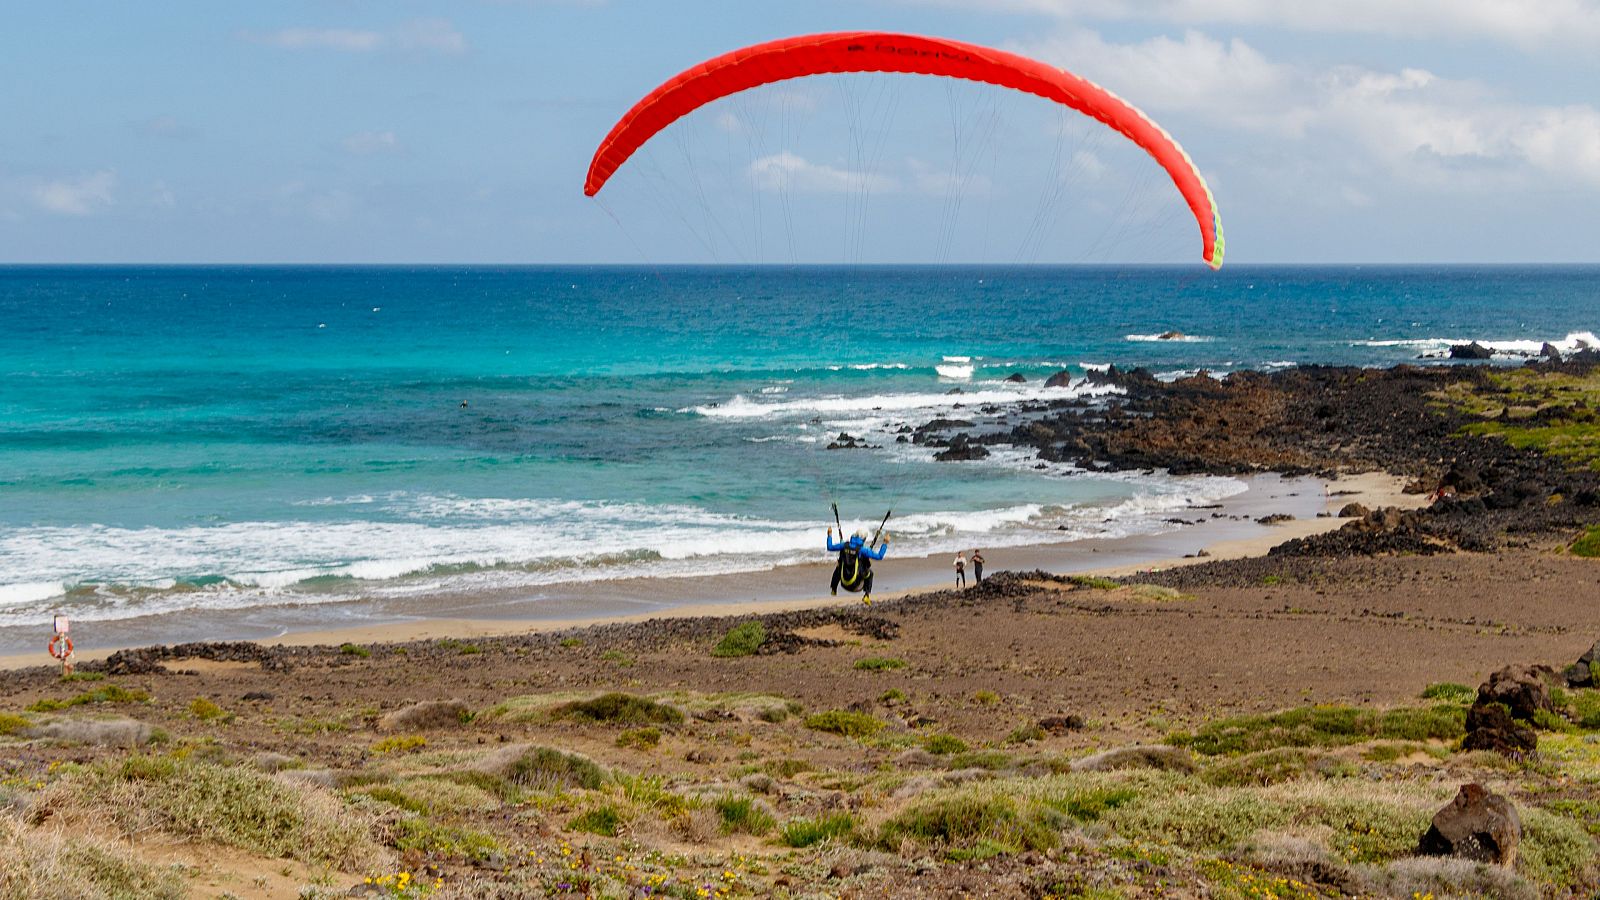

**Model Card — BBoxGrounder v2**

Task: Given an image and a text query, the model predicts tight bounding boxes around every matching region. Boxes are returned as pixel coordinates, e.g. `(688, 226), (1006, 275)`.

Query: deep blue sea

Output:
(2, 265), (1597, 631)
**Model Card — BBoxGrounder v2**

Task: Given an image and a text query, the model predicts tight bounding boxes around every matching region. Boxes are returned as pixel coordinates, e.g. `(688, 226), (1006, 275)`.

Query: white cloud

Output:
(748, 152), (897, 193)
(251, 27), (384, 52)
(391, 19), (467, 54)
(1022, 29), (1305, 134)
(32, 171), (117, 216)
(896, 0), (1600, 49)
(246, 19), (465, 55)
(1018, 29), (1600, 188)
(342, 130), (401, 155)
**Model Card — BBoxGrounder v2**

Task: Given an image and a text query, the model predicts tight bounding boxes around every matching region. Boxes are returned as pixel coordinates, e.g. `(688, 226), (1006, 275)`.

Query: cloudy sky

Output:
(3, 0), (1597, 264)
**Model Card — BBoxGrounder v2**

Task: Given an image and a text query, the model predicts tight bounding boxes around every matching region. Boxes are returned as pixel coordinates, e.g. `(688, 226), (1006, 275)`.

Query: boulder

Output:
(1475, 665), (1553, 722)
(1541, 342), (1563, 361)
(1043, 369), (1075, 389)
(1564, 639), (1600, 688)
(1256, 513), (1295, 525)
(1337, 502), (1371, 518)
(1449, 342), (1494, 360)
(1037, 714), (1085, 735)
(1417, 783), (1521, 867)
(1461, 702), (1537, 756)
(1004, 373), (1027, 383)
(933, 434), (990, 462)
(1157, 331), (1186, 341)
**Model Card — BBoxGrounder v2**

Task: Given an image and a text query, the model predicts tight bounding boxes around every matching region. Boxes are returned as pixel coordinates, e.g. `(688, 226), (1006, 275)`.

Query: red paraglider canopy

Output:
(584, 31), (1224, 269)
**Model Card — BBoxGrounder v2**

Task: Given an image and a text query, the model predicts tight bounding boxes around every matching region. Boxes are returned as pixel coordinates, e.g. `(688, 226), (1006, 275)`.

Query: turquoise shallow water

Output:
(2, 264), (1597, 631)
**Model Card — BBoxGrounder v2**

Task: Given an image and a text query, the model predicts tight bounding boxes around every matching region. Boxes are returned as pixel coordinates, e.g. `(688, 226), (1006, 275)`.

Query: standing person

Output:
(953, 551), (967, 588)
(971, 550), (984, 583)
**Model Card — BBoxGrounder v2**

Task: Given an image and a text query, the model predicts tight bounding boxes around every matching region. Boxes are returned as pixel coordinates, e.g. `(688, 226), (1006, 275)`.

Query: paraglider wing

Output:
(583, 32), (1224, 269)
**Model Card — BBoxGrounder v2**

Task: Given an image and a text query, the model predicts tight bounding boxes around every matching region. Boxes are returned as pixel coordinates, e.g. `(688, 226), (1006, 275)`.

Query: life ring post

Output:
(49, 615), (74, 677)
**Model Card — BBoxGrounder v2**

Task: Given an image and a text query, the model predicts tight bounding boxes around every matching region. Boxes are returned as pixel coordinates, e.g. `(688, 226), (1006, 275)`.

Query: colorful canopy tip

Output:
(586, 32), (1224, 269)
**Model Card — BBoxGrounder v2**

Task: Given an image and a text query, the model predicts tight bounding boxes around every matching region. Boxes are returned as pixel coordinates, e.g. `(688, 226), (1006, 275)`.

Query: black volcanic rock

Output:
(1450, 342), (1494, 360)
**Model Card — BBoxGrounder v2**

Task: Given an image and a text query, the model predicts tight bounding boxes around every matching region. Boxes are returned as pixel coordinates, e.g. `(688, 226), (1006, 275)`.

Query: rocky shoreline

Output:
(888, 357), (1600, 561)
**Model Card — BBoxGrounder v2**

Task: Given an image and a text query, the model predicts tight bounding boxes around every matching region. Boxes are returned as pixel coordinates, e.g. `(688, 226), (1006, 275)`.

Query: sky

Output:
(3, 0), (1598, 264)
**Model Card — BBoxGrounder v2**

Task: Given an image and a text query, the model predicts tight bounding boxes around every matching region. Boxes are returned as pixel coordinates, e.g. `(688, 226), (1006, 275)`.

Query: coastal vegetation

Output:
(1432, 367), (1600, 469)
(3, 627), (1599, 898)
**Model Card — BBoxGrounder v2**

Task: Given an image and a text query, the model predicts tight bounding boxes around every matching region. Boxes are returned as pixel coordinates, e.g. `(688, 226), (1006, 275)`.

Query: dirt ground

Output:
(3, 544), (1598, 898)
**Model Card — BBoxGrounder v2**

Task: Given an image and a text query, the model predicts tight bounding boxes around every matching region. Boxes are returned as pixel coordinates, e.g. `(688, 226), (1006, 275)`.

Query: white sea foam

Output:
(0, 581), (66, 609)
(1126, 333), (1214, 343)
(1353, 330), (1599, 358)
(689, 381), (1120, 420)
(0, 465), (1249, 628)
(935, 364), (974, 379)
(1079, 362), (1111, 372)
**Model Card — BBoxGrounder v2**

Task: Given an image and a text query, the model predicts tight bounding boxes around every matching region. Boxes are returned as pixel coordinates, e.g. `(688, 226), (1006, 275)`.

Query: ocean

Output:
(2, 264), (1597, 645)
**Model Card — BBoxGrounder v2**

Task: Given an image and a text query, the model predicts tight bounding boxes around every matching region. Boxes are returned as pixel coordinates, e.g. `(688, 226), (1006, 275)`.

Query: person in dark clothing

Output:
(971, 549), (984, 583)
(827, 527), (889, 605)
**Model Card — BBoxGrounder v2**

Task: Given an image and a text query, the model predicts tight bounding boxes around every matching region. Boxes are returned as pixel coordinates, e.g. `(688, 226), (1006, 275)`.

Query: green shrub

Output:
(973, 690), (1001, 705)
(1570, 525), (1600, 557)
(599, 649), (633, 667)
(569, 804), (624, 837)
(854, 656), (906, 671)
(711, 621), (767, 658)
(505, 746), (605, 791)
(550, 692), (683, 726)
(878, 793), (1061, 856)
(1571, 689), (1600, 730)
(780, 812), (855, 847)
(47, 757), (381, 868)
(559, 637), (584, 648)
(1068, 576), (1120, 591)
(923, 734), (969, 755)
(615, 774), (693, 819)
(436, 639), (480, 655)
(372, 735), (427, 754)
(1050, 786), (1139, 821)
(763, 758), (813, 779)
(1006, 723), (1048, 744)
(392, 817), (502, 862)
(1519, 809), (1596, 889)
(1420, 682), (1477, 704)
(879, 688), (909, 704)
(0, 713), (30, 737)
(804, 710), (886, 739)
(1172, 704), (1465, 755)
(948, 750), (1012, 771)
(616, 727), (661, 750)
(338, 643), (371, 658)
(715, 795), (776, 835)
(189, 697), (231, 722)
(1201, 748), (1327, 787)
(27, 684), (149, 712)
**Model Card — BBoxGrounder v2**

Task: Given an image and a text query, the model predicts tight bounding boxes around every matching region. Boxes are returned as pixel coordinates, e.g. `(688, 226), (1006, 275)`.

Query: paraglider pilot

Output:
(827, 527), (889, 605)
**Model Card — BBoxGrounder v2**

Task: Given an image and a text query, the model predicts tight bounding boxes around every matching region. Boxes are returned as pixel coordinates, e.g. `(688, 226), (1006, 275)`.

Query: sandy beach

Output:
(0, 471), (1416, 671)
